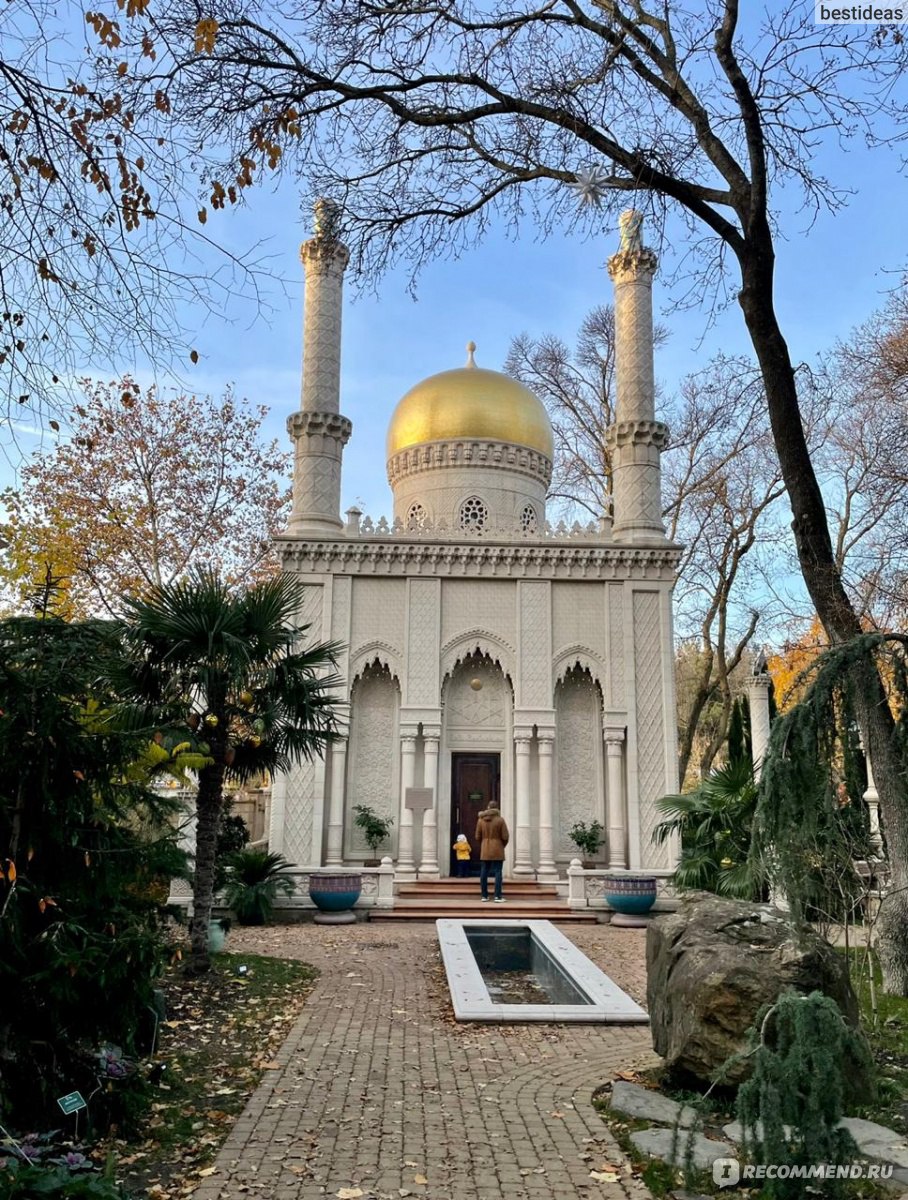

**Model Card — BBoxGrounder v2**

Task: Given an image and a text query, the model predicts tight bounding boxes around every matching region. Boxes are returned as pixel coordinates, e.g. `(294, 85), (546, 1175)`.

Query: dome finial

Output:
(465, 340), (477, 368)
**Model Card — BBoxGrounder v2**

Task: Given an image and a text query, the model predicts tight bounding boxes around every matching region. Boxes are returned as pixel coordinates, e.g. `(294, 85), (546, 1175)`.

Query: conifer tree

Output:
(737, 991), (872, 1198)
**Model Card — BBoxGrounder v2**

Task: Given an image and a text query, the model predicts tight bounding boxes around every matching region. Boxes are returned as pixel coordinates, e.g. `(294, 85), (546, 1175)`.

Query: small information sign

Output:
(57, 1091), (87, 1115)
(404, 787), (433, 815)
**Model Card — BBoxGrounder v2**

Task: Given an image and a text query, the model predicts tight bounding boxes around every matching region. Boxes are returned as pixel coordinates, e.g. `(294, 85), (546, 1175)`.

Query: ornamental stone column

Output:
(863, 750), (883, 857)
(536, 734), (557, 880)
(513, 732), (534, 876)
(747, 669), (772, 783)
(325, 738), (348, 865)
(606, 211), (668, 543)
(287, 198), (353, 536)
(748, 660), (787, 906)
(419, 735), (441, 877)
(604, 727), (628, 869)
(396, 735), (417, 879)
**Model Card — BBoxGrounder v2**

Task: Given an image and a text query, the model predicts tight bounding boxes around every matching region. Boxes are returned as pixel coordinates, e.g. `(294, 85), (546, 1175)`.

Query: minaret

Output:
(287, 198), (352, 536)
(606, 210), (668, 543)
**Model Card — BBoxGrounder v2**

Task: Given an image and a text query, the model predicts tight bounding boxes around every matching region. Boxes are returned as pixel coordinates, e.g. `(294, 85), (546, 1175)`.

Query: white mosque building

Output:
(269, 201), (681, 883)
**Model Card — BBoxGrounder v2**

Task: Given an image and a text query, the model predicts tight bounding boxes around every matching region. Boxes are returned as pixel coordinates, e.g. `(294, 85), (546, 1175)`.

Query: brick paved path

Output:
(193, 923), (657, 1200)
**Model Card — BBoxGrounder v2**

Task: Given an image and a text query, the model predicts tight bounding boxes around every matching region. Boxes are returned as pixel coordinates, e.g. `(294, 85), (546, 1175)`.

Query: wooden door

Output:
(450, 753), (500, 875)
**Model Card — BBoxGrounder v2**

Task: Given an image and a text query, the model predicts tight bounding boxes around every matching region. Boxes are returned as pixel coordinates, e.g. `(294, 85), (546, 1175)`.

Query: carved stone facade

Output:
(555, 668), (604, 860)
(271, 206), (681, 880)
(345, 664), (400, 858)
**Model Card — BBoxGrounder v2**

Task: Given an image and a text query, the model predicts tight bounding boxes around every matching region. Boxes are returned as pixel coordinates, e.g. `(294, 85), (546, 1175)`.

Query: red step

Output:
(372, 876), (585, 922)
(397, 881), (560, 899)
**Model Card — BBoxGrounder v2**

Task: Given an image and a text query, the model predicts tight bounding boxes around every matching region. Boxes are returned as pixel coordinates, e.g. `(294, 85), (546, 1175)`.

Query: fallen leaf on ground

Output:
(414, 1174), (428, 1185)
(590, 1171), (619, 1183)
(336, 1190), (364, 1199)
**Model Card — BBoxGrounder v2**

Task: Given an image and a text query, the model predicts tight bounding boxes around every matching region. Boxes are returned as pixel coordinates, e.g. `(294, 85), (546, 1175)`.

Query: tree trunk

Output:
(188, 758), (226, 974)
(677, 651), (716, 786)
(738, 235), (908, 993)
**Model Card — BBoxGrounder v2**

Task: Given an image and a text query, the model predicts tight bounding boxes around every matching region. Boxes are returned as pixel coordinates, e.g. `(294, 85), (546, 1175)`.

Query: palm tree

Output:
(115, 571), (343, 972)
(653, 759), (765, 901)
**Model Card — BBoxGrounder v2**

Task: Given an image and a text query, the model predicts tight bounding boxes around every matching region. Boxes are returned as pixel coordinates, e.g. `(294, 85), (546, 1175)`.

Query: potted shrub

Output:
(224, 849), (296, 925)
(569, 820), (605, 869)
(353, 804), (394, 866)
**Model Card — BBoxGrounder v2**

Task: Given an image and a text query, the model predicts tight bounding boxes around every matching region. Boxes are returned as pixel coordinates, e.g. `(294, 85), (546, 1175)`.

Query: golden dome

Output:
(386, 344), (554, 461)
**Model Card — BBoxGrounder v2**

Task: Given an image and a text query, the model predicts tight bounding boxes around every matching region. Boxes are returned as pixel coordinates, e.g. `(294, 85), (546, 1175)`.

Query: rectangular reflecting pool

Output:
(437, 918), (649, 1023)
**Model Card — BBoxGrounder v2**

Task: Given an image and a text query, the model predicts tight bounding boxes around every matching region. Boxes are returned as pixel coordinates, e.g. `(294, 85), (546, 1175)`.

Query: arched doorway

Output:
(440, 652), (513, 876)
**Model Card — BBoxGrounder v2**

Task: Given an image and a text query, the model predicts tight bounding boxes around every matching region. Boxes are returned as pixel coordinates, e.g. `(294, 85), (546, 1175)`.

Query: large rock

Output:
(646, 893), (871, 1096)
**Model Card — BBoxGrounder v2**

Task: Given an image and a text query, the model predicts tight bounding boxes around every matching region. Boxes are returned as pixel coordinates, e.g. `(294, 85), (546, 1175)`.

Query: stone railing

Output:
(566, 860), (679, 911)
(168, 857), (396, 913)
(341, 509), (612, 543)
(276, 858), (395, 911)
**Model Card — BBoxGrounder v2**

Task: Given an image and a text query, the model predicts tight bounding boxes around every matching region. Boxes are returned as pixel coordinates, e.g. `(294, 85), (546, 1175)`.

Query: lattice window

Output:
(406, 502), (427, 529)
(520, 504), (538, 533)
(459, 495), (488, 531)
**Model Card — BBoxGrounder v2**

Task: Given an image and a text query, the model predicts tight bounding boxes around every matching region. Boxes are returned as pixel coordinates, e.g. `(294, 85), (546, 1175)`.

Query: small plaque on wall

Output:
(468, 791), (483, 801)
(405, 787), (433, 814)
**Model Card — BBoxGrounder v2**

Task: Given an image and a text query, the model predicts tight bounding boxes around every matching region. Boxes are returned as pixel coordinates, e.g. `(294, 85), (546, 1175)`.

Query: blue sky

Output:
(5, 105), (906, 524)
(174, 135), (904, 523)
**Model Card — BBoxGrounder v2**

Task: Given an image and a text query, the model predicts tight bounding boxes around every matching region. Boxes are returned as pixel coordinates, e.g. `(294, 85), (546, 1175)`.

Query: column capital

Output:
(300, 236), (350, 277)
(514, 731), (533, 749)
(747, 672), (772, 691)
(400, 735), (418, 753)
(606, 247), (658, 284)
(287, 410), (352, 446)
(605, 419), (669, 450)
(603, 725), (626, 746)
(537, 736), (555, 756)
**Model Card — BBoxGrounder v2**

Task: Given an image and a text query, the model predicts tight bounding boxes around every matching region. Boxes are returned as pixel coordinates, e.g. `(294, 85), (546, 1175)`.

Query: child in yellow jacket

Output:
(453, 833), (472, 877)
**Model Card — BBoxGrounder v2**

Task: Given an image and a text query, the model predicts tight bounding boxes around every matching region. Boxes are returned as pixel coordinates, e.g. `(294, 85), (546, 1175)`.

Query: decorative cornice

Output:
(606, 247), (658, 283)
(275, 536), (681, 581)
(606, 419), (669, 449)
(288, 411), (353, 446)
(386, 438), (553, 487)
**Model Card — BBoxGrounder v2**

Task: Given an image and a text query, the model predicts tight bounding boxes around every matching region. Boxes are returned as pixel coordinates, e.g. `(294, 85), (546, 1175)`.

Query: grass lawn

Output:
(848, 949), (908, 1134)
(103, 951), (317, 1199)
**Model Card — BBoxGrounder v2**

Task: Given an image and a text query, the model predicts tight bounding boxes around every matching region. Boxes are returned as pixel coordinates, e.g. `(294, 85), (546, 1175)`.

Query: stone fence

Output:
(168, 858), (395, 914)
(566, 860), (679, 912)
(341, 508), (611, 543)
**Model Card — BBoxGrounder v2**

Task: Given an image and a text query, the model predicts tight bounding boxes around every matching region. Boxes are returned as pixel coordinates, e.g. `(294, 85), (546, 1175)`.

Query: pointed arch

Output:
(553, 644), (607, 697)
(440, 629), (516, 687)
(349, 640), (403, 690)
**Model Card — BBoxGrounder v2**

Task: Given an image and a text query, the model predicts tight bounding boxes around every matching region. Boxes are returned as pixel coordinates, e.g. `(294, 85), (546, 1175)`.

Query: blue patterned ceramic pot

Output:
(308, 872), (362, 913)
(603, 874), (657, 915)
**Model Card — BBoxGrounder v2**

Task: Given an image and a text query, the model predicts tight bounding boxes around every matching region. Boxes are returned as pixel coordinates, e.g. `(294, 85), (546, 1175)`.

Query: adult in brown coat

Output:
(475, 802), (509, 902)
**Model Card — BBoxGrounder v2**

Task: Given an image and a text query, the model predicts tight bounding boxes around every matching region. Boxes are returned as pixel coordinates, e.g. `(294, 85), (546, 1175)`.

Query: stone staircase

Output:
(369, 877), (599, 922)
